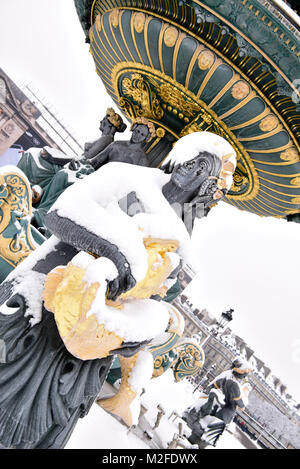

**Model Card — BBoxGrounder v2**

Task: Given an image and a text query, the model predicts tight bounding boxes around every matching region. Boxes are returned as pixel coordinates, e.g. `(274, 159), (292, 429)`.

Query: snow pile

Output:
(4, 236), (61, 326)
(11, 270), (46, 326)
(66, 404), (150, 449)
(70, 251), (170, 343)
(128, 351), (154, 425)
(43, 146), (72, 161)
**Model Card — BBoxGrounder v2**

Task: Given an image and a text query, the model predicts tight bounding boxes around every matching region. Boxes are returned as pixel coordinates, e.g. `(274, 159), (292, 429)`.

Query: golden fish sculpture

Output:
(43, 237), (180, 426)
(43, 237), (179, 360)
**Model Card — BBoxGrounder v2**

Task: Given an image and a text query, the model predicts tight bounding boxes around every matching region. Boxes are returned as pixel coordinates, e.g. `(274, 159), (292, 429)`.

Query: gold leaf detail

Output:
(198, 50), (215, 70)
(280, 147), (299, 162)
(259, 114), (279, 132)
(110, 9), (119, 28)
(164, 27), (178, 47)
(231, 80), (251, 100)
(133, 12), (145, 33)
(290, 177), (300, 186)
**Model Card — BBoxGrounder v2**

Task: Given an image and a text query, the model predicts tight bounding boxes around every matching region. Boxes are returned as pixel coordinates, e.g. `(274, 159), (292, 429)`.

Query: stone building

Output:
(0, 68), (59, 161)
(0, 68), (83, 165)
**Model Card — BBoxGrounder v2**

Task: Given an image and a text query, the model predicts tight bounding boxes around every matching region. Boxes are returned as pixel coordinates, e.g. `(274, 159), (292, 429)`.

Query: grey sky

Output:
(1, 0), (299, 401)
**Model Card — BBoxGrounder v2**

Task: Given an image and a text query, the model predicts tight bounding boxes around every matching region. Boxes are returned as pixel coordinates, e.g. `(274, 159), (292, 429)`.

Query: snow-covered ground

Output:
(66, 371), (247, 450)
(66, 405), (150, 450)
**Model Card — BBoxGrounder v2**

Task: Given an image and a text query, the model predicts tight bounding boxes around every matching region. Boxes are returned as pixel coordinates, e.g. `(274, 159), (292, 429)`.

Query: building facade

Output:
(0, 69), (83, 165)
(173, 294), (300, 449)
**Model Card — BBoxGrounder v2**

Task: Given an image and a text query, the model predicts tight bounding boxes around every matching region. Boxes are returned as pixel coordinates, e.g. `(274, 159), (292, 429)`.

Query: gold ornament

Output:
(164, 27), (179, 47)
(96, 13), (102, 31)
(259, 114), (279, 132)
(158, 83), (200, 117)
(291, 197), (300, 205)
(131, 116), (157, 140)
(290, 177), (300, 186)
(280, 147), (299, 162)
(0, 170), (36, 268)
(122, 74), (164, 120)
(198, 50), (215, 70)
(133, 12), (146, 33)
(156, 127), (165, 139)
(110, 9), (119, 28)
(106, 107), (124, 130)
(43, 237), (179, 360)
(98, 354), (139, 427)
(231, 81), (250, 100)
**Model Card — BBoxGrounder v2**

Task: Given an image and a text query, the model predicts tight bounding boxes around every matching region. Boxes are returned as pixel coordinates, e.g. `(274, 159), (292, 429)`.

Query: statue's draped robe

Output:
(0, 163), (190, 448)
(17, 150), (93, 232)
(0, 241), (113, 449)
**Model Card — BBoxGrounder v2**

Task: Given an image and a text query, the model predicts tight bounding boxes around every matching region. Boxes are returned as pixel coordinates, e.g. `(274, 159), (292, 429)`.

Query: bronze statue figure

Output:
(83, 107), (127, 160)
(90, 117), (156, 170)
(0, 131), (236, 448)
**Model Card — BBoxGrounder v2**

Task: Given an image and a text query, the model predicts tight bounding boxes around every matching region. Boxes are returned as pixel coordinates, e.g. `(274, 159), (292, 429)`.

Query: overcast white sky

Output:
(1, 0), (299, 402)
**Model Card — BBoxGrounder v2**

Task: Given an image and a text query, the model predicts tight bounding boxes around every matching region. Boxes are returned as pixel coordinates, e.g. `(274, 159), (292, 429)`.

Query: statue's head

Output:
(130, 117), (156, 144)
(162, 132), (237, 202)
(100, 108), (127, 134)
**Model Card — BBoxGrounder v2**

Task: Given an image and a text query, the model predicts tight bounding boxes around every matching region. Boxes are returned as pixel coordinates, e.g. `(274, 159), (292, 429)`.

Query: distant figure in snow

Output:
(90, 116), (156, 170)
(183, 358), (252, 448)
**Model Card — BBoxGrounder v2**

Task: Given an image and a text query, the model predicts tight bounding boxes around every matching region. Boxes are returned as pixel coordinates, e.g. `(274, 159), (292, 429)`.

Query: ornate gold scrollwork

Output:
(114, 64), (257, 200)
(172, 341), (205, 382)
(0, 170), (35, 267)
(158, 83), (201, 118)
(121, 73), (164, 120)
(230, 163), (250, 194)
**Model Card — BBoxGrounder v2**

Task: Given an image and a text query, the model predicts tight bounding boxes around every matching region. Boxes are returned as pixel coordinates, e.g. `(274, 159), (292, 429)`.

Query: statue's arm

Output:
(89, 145), (111, 170)
(45, 210), (136, 300)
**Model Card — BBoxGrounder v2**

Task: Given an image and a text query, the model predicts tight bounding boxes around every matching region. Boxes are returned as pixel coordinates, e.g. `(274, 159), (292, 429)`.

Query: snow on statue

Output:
(182, 358), (252, 448)
(0, 131), (236, 448)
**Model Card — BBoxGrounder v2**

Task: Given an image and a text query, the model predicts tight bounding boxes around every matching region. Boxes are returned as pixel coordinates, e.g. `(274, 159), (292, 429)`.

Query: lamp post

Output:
(192, 308), (234, 393)
(218, 308), (234, 329)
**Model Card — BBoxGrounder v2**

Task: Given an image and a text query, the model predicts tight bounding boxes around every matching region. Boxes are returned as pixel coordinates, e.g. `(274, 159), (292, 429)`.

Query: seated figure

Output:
(182, 358), (252, 448)
(17, 146), (94, 233)
(0, 131), (236, 448)
(83, 107), (127, 160)
(90, 117), (156, 170)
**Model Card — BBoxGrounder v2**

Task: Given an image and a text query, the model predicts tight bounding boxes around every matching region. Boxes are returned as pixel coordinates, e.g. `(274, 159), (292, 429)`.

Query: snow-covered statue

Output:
(182, 358), (252, 448)
(17, 146), (94, 233)
(89, 116), (156, 170)
(83, 107), (127, 160)
(0, 131), (236, 448)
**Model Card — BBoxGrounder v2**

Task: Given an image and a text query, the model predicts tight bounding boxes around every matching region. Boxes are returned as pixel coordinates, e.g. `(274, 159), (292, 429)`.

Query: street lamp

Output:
(192, 308), (234, 393)
(217, 308), (234, 329)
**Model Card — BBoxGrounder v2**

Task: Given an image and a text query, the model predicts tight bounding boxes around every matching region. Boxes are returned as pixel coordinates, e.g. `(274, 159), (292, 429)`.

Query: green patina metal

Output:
(74, 0), (300, 221)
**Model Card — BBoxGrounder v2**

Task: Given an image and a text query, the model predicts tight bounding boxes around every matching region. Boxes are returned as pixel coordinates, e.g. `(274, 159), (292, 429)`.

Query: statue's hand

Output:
(107, 268), (136, 300)
(68, 159), (81, 171)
